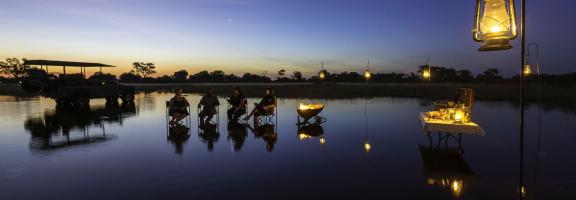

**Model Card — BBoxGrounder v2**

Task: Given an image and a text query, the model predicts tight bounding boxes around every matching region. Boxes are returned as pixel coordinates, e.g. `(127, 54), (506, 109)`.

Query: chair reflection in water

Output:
(227, 121), (248, 152)
(248, 123), (277, 152)
(167, 124), (190, 155)
(198, 122), (220, 152)
(419, 134), (475, 198)
(23, 103), (136, 150)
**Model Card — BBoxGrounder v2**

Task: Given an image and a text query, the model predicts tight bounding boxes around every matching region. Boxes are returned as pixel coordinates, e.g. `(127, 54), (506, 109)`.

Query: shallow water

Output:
(0, 92), (574, 200)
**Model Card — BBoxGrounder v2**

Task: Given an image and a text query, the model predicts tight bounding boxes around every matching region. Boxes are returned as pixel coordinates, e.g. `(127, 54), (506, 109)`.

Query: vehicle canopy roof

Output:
(24, 59), (115, 67)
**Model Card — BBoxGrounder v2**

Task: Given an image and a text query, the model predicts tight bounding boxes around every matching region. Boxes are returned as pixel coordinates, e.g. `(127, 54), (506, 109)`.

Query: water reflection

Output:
(297, 124), (325, 145)
(2, 92), (575, 199)
(23, 103), (137, 150)
(167, 124), (191, 155)
(198, 122), (220, 152)
(420, 133), (475, 198)
(248, 123), (277, 152)
(227, 121), (248, 152)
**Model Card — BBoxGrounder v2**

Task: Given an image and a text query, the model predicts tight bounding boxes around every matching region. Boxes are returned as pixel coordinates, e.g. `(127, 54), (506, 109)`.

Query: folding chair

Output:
(196, 106), (220, 145)
(255, 101), (278, 126)
(227, 102), (248, 124)
(166, 100), (192, 135)
(197, 105), (220, 125)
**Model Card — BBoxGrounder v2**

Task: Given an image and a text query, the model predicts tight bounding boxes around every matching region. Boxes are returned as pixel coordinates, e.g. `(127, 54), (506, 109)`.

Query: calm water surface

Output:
(0, 92), (574, 200)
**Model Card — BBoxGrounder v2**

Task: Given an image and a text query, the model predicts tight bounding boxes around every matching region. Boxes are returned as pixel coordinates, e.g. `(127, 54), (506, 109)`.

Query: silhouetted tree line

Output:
(1, 58), (575, 86)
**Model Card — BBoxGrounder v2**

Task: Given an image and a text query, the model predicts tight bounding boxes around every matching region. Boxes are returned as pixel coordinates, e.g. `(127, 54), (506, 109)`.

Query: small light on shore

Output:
(422, 70), (431, 80)
(364, 70), (371, 80)
(364, 142), (371, 153)
(523, 63), (532, 75)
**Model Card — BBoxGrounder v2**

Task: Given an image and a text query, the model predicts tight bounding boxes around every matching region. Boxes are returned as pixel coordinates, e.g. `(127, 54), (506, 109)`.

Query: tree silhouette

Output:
(476, 68), (504, 83)
(277, 69), (286, 78)
(173, 70), (188, 82)
(210, 70), (225, 81)
(291, 71), (303, 81)
(0, 58), (29, 80)
(130, 62), (156, 78)
(88, 72), (117, 82)
(119, 72), (142, 82)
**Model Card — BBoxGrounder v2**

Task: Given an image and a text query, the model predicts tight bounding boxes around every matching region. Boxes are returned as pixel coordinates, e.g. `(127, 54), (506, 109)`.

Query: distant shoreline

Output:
(1, 82), (574, 103)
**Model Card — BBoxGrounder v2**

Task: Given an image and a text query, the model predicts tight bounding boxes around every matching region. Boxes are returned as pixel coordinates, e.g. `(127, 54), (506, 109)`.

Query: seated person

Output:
(244, 88), (276, 123)
(168, 89), (190, 126)
(198, 88), (220, 125)
(226, 87), (247, 122)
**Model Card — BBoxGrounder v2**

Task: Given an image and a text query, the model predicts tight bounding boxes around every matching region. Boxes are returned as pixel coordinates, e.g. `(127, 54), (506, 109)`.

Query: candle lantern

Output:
(473, 0), (518, 51)
(453, 109), (465, 123)
(319, 70), (327, 80)
(364, 69), (371, 80)
(523, 63), (531, 75)
(422, 69), (431, 80)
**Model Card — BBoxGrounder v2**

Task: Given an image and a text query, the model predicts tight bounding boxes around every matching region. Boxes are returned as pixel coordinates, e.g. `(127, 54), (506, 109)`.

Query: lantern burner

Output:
(479, 38), (513, 51)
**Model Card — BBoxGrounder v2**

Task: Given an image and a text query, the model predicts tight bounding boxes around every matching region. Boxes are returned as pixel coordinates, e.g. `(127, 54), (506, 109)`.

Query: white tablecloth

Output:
(419, 112), (485, 136)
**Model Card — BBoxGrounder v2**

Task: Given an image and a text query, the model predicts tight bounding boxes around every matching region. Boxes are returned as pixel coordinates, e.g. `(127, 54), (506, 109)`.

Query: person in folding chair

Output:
(198, 88), (220, 126)
(243, 88), (276, 126)
(168, 88), (190, 126)
(226, 86), (247, 122)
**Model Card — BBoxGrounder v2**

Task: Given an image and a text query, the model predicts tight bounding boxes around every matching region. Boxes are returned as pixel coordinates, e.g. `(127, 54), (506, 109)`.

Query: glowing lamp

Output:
(422, 69), (431, 80)
(451, 180), (463, 197)
(319, 137), (325, 145)
(298, 134), (312, 141)
(523, 63), (531, 75)
(453, 109), (465, 123)
(364, 142), (371, 153)
(319, 71), (325, 80)
(364, 70), (371, 80)
(473, 0), (517, 51)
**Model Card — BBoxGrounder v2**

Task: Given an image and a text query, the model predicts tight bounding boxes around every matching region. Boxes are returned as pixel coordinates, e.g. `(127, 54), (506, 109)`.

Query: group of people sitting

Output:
(168, 87), (277, 127)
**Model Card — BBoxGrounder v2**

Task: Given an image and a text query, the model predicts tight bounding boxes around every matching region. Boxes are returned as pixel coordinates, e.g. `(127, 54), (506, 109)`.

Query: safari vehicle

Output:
(20, 59), (135, 107)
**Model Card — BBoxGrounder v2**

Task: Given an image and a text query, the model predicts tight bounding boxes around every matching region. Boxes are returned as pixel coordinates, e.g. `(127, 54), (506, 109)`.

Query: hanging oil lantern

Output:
(473, 0), (518, 51)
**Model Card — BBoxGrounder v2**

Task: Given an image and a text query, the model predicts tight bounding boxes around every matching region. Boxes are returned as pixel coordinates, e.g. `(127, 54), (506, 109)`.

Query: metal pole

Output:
(519, 0), (526, 199)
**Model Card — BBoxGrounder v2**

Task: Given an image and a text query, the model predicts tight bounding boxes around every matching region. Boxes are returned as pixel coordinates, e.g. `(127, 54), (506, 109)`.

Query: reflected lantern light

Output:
(473, 0), (518, 51)
(364, 142), (372, 153)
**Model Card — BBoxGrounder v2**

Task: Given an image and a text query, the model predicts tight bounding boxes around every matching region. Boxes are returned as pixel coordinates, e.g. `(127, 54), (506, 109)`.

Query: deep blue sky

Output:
(0, 0), (574, 76)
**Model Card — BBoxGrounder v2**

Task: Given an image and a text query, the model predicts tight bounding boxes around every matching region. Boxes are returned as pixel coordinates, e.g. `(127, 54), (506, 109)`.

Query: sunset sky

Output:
(1, 0), (574, 77)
